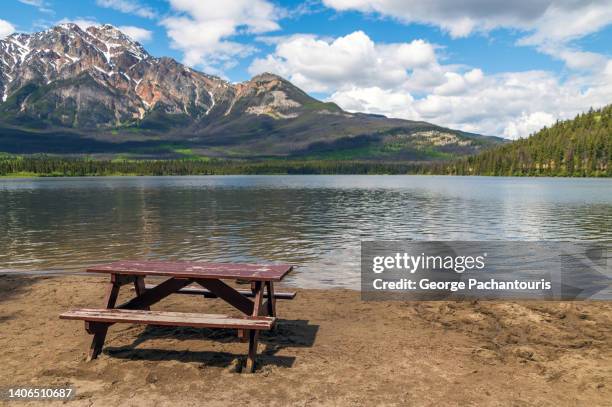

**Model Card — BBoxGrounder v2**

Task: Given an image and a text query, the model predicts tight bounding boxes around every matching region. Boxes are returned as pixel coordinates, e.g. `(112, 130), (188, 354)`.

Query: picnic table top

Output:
(87, 260), (293, 281)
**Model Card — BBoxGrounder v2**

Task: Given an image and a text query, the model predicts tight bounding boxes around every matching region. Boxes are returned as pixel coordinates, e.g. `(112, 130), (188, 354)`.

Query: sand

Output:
(0, 274), (610, 406)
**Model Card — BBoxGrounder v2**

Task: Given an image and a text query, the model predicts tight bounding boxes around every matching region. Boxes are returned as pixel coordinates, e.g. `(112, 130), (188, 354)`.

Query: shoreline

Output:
(1, 156), (608, 178)
(2, 173), (611, 179)
(1, 274), (610, 406)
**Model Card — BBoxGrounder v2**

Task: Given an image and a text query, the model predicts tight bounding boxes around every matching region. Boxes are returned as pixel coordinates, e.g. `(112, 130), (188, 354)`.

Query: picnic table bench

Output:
(60, 261), (294, 373)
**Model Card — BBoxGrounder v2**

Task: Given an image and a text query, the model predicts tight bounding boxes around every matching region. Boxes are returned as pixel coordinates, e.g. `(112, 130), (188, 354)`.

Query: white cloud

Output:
(518, 1), (612, 45)
(161, 0), (281, 70)
(433, 69), (483, 96)
(249, 31), (437, 92)
(503, 111), (556, 139)
(554, 49), (608, 71)
(249, 30), (612, 138)
(0, 19), (15, 38)
(321, 1), (612, 81)
(330, 87), (417, 118)
(95, 0), (156, 19)
(529, 43), (609, 72)
(310, 1), (612, 138)
(331, 68), (612, 139)
(18, 0), (53, 13)
(321, 0), (612, 43)
(118, 25), (152, 42)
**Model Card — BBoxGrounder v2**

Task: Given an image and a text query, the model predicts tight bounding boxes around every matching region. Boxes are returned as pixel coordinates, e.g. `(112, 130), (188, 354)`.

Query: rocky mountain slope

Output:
(0, 24), (502, 158)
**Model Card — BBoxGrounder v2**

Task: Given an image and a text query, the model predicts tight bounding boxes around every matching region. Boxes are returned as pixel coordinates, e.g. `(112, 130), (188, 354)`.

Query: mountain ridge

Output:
(0, 24), (503, 159)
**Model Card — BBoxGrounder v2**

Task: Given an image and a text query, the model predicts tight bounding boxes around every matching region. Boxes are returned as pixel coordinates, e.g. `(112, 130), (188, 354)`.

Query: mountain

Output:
(440, 105), (611, 176)
(0, 24), (503, 159)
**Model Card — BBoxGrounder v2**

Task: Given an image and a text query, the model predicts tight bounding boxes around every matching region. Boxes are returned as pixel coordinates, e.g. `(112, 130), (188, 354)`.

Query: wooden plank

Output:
(60, 309), (276, 330)
(141, 284), (296, 299)
(118, 277), (192, 310)
(87, 261), (293, 282)
(194, 279), (255, 315)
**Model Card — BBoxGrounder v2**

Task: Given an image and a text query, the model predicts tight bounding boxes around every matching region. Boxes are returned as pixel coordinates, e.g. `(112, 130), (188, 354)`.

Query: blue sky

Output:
(2, 0), (612, 137)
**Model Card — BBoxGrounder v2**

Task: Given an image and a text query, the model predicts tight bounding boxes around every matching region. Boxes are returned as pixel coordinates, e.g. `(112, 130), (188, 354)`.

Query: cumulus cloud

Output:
(0, 19), (15, 38)
(249, 30), (612, 138)
(307, 1), (612, 138)
(321, 1), (612, 76)
(321, 0), (612, 43)
(161, 0), (281, 71)
(330, 87), (417, 118)
(96, 0), (156, 19)
(118, 25), (152, 42)
(250, 31), (436, 92)
(503, 111), (556, 139)
(333, 68), (611, 138)
(433, 69), (483, 96)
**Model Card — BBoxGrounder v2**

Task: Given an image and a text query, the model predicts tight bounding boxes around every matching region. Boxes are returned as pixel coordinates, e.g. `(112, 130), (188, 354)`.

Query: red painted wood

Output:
(87, 280), (120, 361)
(141, 283), (296, 299)
(60, 308), (276, 330)
(118, 277), (193, 310)
(88, 261), (293, 282)
(194, 278), (255, 315)
(266, 281), (277, 317)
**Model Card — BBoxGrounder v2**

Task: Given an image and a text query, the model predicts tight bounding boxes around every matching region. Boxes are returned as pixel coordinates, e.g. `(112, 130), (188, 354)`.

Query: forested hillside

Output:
(441, 105), (611, 176)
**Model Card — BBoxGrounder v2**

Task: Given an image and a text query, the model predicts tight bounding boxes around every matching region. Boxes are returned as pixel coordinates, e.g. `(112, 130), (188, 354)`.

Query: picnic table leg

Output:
(86, 277), (121, 361)
(237, 285), (251, 341)
(245, 281), (264, 373)
(133, 276), (150, 310)
(265, 281), (276, 317)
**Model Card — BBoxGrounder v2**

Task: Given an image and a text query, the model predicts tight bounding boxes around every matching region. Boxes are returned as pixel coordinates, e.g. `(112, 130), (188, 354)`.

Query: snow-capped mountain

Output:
(0, 24), (501, 158)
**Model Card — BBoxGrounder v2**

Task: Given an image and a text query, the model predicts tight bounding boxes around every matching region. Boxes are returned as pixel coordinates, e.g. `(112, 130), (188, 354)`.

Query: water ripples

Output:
(0, 176), (610, 288)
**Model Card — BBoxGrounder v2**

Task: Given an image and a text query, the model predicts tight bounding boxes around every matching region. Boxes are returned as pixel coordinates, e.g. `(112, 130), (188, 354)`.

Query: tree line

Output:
(440, 105), (611, 177)
(0, 156), (433, 176)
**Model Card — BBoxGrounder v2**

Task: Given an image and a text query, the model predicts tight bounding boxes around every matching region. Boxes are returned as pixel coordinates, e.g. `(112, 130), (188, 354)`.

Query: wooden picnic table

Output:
(60, 260), (294, 373)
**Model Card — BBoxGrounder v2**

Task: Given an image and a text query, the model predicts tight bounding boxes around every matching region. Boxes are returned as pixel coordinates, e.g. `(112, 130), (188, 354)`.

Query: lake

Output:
(0, 175), (610, 288)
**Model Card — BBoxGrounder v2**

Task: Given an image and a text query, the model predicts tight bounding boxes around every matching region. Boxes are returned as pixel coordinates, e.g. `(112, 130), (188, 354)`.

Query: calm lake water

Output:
(0, 175), (610, 288)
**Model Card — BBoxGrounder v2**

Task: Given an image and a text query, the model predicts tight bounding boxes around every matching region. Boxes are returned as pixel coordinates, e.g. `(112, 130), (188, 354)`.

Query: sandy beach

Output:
(0, 274), (610, 406)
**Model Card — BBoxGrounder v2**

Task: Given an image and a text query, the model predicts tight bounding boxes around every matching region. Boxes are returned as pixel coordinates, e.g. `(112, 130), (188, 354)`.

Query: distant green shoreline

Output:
(0, 156), (609, 177)
(2, 174), (609, 179)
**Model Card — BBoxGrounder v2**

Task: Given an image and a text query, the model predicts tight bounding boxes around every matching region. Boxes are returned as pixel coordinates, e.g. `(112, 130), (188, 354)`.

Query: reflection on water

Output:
(0, 176), (610, 288)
